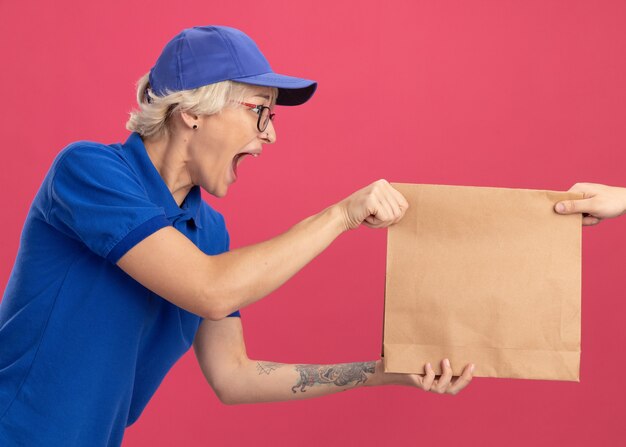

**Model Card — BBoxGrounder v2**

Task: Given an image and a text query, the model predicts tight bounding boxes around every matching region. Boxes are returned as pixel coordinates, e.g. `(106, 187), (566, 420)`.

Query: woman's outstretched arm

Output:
(117, 180), (409, 320)
(193, 317), (474, 405)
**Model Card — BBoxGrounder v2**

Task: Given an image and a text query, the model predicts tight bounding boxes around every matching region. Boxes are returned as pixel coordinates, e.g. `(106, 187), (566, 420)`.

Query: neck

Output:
(142, 132), (194, 207)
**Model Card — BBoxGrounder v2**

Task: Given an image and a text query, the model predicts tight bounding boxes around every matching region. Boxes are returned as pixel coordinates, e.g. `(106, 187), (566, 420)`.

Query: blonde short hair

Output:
(126, 72), (278, 139)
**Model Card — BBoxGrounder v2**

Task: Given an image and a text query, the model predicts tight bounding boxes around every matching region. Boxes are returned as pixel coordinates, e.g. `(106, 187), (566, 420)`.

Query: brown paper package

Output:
(382, 183), (583, 381)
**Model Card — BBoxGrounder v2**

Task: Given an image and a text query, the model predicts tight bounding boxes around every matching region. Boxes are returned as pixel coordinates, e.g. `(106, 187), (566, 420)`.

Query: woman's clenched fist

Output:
(335, 179), (410, 231)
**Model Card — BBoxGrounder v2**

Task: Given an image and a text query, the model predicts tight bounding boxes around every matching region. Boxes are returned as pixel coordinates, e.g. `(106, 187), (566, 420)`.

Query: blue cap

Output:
(148, 25), (317, 106)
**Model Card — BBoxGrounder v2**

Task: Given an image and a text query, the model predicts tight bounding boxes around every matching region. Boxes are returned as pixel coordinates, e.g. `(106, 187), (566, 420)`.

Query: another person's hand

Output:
(554, 183), (626, 225)
(337, 179), (409, 230)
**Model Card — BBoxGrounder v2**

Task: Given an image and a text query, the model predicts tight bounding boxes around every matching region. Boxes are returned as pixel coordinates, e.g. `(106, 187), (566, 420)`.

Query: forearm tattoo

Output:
(256, 361), (283, 375)
(291, 362), (376, 393)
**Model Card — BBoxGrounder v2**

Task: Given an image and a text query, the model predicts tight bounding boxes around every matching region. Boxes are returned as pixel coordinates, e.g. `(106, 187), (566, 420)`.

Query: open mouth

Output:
(231, 151), (260, 179)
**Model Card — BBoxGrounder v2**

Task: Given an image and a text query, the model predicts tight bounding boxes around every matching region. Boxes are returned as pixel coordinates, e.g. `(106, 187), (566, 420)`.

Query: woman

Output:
(0, 25), (474, 446)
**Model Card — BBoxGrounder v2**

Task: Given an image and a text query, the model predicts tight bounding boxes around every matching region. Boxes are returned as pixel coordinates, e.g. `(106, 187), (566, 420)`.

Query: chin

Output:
(213, 185), (229, 198)
(201, 183), (228, 199)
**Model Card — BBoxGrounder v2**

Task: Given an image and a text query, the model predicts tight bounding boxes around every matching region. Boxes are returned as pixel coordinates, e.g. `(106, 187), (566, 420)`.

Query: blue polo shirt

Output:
(0, 132), (240, 446)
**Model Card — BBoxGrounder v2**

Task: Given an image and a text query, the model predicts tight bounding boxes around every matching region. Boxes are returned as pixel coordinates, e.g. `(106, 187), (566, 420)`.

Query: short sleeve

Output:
(46, 144), (170, 263)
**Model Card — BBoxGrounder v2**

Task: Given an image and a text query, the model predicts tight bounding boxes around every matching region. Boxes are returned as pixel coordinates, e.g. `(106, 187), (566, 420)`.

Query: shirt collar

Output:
(121, 132), (203, 229)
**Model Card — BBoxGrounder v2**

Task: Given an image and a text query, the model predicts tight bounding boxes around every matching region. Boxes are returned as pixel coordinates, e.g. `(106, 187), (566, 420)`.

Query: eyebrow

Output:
(255, 94), (271, 100)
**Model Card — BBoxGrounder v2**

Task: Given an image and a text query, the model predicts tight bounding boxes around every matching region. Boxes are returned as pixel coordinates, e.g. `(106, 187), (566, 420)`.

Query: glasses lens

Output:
(258, 107), (270, 132)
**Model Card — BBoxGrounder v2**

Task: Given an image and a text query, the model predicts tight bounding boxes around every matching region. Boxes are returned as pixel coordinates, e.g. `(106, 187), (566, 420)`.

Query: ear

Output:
(179, 110), (200, 130)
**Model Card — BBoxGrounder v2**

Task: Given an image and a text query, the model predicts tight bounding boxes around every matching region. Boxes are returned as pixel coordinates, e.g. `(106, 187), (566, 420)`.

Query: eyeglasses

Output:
(237, 102), (275, 132)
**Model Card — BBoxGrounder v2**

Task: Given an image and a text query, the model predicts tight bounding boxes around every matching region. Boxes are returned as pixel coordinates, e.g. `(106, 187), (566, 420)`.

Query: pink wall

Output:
(1, 1), (625, 446)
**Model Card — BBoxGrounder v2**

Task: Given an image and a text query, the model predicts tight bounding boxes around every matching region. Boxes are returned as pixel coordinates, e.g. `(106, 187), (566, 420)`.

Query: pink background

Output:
(1, 1), (625, 446)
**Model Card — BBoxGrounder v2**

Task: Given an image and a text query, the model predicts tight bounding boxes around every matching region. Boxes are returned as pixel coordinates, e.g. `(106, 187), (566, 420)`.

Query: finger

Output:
(568, 182), (596, 195)
(363, 200), (391, 228)
(582, 216), (602, 226)
(376, 196), (396, 224)
(390, 186), (410, 214)
(554, 198), (596, 215)
(389, 186), (410, 223)
(360, 194), (386, 228)
(433, 358), (453, 393)
(363, 183), (390, 218)
(447, 363), (475, 396)
(421, 362), (435, 391)
(365, 181), (409, 227)
(379, 187), (403, 224)
(363, 215), (380, 228)
(371, 181), (397, 223)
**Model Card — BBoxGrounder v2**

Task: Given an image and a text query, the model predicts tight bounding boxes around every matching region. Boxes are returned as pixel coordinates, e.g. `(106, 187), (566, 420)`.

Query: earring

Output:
(193, 124), (198, 130)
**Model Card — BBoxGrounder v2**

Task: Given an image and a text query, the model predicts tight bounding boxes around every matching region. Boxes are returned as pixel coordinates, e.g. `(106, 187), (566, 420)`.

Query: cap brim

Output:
(232, 72), (317, 106)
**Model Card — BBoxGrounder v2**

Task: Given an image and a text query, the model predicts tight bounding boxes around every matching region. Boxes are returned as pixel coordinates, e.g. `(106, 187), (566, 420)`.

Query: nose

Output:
(260, 120), (276, 144)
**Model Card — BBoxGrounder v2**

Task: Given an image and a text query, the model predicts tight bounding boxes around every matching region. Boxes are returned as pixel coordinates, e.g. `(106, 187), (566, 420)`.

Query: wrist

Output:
(323, 203), (349, 234)
(366, 359), (406, 387)
(367, 359), (415, 388)
(365, 359), (385, 387)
